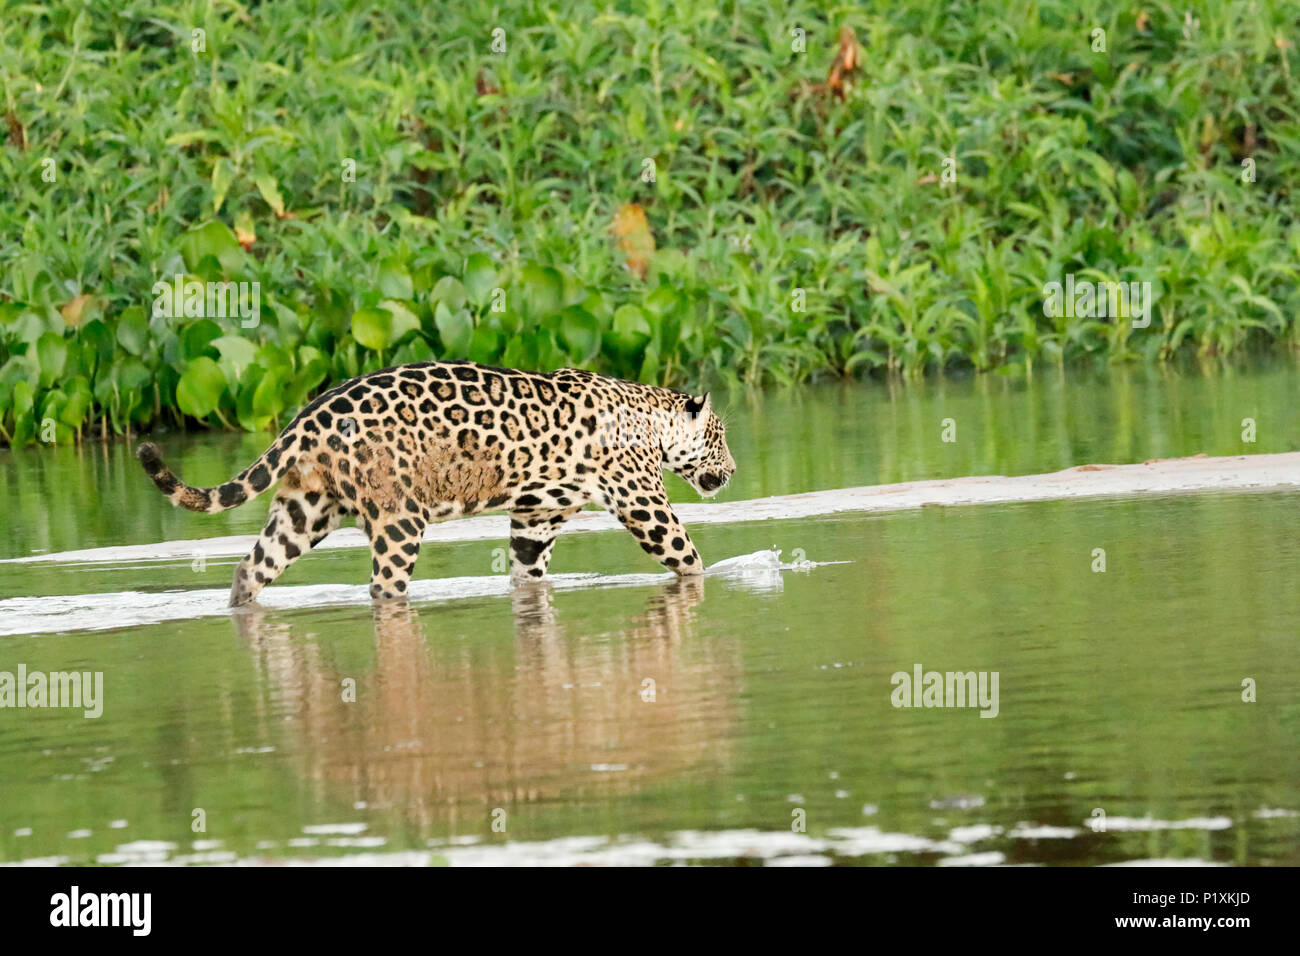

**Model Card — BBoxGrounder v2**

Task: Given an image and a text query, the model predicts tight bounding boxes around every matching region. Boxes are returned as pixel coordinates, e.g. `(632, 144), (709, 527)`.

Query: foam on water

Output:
(0, 813), (1239, 866)
(0, 809), (1251, 867)
(0, 549), (838, 637)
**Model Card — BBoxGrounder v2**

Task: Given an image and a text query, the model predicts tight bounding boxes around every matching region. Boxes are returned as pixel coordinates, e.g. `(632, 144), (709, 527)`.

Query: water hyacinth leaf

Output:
(180, 221), (245, 274)
(639, 340), (661, 383)
(502, 332), (530, 369)
(4, 310), (45, 348)
(284, 354), (330, 408)
(62, 335), (96, 382)
(176, 356), (228, 419)
(644, 287), (682, 351)
(559, 306), (601, 363)
(116, 306), (150, 356)
(60, 376), (92, 429)
(3, 4), (1300, 446)
(39, 390), (71, 442)
(253, 366), (286, 419)
(380, 300), (422, 342)
(40, 388), (66, 416)
(520, 264), (563, 318)
(434, 301), (473, 357)
(118, 358), (152, 392)
(11, 381), (35, 446)
(350, 307), (392, 351)
(463, 253), (497, 307)
(580, 289), (609, 320)
(235, 365), (266, 431)
(468, 325), (500, 365)
(378, 258), (415, 300)
(59, 342), (89, 387)
(649, 248), (687, 280)
(352, 302), (419, 350)
(430, 275), (468, 312)
(78, 319), (115, 374)
(643, 286), (681, 320)
(408, 261), (438, 294)
(560, 270), (589, 308)
(12, 261), (54, 307)
(611, 304), (651, 350)
(393, 337), (437, 365)
(183, 319), (223, 360)
(213, 335), (260, 382)
(0, 354), (40, 396)
(36, 332), (68, 389)
(255, 342), (295, 377)
(542, 329), (571, 370)
(333, 337), (360, 380)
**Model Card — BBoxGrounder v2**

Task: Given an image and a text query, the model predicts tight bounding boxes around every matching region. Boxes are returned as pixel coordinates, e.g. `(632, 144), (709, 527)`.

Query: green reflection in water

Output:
(0, 362), (1297, 865)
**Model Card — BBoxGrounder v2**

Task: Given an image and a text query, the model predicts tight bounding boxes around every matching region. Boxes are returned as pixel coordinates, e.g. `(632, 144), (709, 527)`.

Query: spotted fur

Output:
(137, 361), (736, 606)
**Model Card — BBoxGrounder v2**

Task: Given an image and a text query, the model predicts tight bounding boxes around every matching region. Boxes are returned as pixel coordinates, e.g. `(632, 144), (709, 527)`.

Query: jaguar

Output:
(137, 361), (736, 606)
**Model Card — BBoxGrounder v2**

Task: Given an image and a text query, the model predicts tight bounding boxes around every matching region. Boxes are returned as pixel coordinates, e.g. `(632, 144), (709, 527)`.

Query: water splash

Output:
(0, 549), (840, 637)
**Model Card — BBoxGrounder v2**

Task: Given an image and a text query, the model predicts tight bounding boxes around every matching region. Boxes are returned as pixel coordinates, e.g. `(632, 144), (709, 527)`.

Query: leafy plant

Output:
(1, 0), (1298, 445)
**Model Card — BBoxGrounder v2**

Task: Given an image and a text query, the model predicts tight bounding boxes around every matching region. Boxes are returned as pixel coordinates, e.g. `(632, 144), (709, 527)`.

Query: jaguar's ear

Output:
(685, 392), (711, 418)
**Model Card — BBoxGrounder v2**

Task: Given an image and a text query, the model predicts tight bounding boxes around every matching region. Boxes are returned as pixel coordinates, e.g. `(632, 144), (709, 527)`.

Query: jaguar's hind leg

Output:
(230, 489), (341, 607)
(362, 509), (427, 600)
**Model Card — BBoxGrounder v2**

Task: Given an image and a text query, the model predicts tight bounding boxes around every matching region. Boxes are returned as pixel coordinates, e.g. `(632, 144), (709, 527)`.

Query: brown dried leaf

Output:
(61, 294), (97, 328)
(611, 203), (655, 280)
(826, 26), (864, 100)
(840, 26), (859, 72)
(235, 211), (256, 251)
(4, 112), (24, 149)
(476, 68), (500, 96)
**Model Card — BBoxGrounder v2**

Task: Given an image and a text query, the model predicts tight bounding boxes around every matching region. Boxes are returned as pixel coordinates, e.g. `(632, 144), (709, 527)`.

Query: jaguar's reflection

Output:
(233, 577), (740, 830)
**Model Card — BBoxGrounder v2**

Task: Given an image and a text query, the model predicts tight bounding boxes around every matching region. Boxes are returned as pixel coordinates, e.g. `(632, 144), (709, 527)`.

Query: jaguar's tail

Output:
(136, 439), (298, 514)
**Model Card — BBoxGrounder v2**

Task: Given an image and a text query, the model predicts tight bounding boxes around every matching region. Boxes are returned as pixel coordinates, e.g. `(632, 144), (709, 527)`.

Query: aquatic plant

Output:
(1, 1), (1297, 445)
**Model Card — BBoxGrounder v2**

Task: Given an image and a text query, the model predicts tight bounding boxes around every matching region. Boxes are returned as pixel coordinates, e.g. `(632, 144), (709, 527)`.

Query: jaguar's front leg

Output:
(604, 479), (704, 575)
(509, 506), (582, 583)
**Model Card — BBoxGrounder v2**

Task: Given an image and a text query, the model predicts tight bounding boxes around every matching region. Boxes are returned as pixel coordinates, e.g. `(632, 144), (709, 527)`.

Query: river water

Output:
(1, 360), (1297, 865)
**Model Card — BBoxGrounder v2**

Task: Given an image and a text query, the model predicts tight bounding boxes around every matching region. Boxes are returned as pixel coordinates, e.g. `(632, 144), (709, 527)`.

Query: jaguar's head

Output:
(666, 392), (735, 498)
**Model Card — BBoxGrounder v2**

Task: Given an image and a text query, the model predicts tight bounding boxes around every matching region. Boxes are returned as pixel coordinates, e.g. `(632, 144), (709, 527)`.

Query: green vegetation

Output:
(1, 0), (1298, 445)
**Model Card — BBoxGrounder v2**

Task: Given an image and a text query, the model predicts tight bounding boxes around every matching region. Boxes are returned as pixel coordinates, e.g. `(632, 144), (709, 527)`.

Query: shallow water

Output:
(1, 361), (1298, 865)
